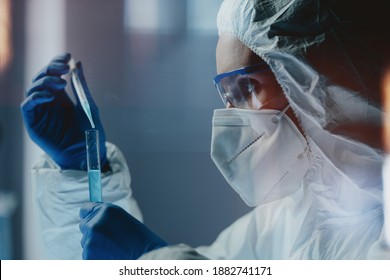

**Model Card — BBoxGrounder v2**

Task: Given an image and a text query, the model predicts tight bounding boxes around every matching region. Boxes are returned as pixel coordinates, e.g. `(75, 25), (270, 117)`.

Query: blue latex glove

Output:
(21, 53), (108, 171)
(79, 202), (168, 259)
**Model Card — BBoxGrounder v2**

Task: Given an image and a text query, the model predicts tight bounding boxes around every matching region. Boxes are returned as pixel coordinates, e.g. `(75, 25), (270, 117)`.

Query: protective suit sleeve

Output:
(31, 142), (142, 260)
(136, 210), (267, 260)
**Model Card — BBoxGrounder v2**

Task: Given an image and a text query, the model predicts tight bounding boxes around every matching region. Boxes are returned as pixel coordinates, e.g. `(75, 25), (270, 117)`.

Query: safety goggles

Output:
(213, 63), (272, 109)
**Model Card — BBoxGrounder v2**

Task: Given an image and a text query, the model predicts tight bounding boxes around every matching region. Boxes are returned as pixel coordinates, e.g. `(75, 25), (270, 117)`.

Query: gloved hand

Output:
(79, 202), (168, 259)
(21, 53), (108, 171)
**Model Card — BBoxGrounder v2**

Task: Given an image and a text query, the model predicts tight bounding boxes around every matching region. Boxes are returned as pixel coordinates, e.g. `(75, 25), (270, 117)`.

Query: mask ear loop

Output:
(297, 146), (309, 159)
(271, 104), (290, 124)
(270, 104), (309, 159)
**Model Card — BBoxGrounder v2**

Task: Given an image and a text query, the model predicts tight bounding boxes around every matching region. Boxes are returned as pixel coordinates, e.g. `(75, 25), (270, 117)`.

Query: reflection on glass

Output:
(86, 129), (102, 203)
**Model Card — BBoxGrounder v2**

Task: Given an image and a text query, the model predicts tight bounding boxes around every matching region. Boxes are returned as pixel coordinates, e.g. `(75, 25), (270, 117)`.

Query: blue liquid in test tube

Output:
(86, 129), (102, 202)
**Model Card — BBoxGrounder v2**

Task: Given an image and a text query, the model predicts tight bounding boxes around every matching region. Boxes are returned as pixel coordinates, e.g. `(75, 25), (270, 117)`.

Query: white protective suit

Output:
(32, 143), (143, 259)
(32, 0), (390, 259)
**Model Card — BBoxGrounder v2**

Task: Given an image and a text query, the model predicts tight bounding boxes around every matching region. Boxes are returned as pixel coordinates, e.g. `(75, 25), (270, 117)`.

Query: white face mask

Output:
(211, 106), (310, 207)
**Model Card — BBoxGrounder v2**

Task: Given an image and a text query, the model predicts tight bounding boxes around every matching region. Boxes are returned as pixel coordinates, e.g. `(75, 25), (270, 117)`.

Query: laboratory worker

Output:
(21, 0), (390, 259)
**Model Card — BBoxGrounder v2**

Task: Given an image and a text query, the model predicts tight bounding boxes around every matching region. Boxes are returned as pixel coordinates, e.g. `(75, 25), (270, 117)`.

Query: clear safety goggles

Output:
(213, 63), (273, 109)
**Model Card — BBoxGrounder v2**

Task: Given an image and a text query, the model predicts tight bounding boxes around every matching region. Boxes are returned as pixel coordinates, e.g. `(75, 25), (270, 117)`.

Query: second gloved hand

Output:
(21, 53), (108, 171)
(79, 203), (168, 260)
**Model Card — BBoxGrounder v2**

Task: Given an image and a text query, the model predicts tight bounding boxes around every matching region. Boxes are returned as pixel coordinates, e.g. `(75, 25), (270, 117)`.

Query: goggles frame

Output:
(213, 63), (272, 108)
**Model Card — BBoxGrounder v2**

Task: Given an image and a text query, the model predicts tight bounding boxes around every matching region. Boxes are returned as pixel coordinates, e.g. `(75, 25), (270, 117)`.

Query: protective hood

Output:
(217, 0), (387, 216)
(212, 0), (390, 258)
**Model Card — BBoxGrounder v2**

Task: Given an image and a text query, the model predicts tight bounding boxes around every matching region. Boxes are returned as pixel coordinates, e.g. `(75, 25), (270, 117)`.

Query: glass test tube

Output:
(86, 129), (102, 202)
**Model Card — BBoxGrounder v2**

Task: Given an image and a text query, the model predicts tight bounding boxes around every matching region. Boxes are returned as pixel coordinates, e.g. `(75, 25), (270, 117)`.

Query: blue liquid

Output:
(88, 170), (102, 202)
